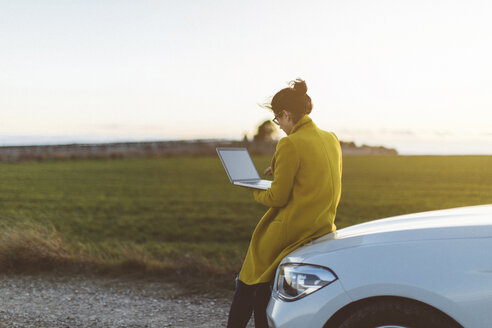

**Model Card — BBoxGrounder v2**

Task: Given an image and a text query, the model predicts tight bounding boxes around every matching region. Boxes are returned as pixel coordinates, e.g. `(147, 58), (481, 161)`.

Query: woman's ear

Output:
(285, 110), (294, 123)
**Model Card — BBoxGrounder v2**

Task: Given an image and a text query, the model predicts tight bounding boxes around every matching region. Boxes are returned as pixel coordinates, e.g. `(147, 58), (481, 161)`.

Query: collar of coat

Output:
(290, 115), (314, 135)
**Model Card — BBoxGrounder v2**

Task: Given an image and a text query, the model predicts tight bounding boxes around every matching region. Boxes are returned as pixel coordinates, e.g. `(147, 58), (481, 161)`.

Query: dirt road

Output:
(0, 274), (254, 328)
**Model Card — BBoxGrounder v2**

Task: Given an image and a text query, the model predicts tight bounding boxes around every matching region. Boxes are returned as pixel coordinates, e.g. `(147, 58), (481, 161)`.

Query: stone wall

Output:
(0, 139), (396, 162)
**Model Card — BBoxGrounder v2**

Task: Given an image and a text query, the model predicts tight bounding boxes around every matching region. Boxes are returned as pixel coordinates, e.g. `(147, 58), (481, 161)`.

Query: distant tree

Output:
(253, 120), (276, 142)
(340, 141), (356, 148)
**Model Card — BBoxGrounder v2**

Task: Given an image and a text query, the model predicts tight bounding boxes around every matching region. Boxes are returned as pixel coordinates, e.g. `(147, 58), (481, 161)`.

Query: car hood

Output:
(285, 204), (492, 262)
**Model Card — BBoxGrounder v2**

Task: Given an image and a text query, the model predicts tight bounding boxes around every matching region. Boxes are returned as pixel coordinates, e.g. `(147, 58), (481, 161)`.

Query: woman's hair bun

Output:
(291, 78), (308, 95)
(266, 77), (312, 120)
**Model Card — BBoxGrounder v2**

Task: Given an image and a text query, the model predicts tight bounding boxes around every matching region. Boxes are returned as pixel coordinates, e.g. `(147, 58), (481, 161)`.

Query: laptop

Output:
(216, 147), (272, 190)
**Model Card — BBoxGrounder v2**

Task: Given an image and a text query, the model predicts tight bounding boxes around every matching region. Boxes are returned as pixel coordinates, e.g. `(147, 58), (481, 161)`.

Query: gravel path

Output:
(0, 274), (253, 328)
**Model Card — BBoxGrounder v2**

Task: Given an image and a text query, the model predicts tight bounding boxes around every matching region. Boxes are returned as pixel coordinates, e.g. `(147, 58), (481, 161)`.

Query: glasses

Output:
(272, 112), (284, 125)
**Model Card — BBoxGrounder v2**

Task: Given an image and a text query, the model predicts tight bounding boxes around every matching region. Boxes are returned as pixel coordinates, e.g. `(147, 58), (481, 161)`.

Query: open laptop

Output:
(216, 147), (272, 190)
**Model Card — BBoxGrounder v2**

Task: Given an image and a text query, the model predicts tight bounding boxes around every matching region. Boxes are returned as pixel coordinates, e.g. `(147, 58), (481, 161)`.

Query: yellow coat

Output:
(239, 115), (342, 285)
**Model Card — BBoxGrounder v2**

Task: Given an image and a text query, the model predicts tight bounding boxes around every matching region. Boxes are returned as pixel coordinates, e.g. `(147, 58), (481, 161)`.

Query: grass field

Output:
(1, 155), (491, 289)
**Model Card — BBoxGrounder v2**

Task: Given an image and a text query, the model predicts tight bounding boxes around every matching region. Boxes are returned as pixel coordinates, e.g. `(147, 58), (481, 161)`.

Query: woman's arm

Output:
(253, 138), (299, 208)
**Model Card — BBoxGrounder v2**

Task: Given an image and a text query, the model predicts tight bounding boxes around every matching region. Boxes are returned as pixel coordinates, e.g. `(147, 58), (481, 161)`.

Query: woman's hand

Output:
(263, 166), (273, 177)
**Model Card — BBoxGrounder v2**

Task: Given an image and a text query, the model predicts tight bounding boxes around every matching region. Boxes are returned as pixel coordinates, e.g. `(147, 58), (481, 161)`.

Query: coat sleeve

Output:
(253, 137), (300, 208)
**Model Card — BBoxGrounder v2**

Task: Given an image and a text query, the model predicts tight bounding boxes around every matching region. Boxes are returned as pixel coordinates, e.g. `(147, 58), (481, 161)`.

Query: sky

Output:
(0, 0), (491, 154)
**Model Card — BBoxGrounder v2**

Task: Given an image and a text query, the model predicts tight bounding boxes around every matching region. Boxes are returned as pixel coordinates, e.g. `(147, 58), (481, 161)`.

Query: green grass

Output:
(0, 155), (491, 289)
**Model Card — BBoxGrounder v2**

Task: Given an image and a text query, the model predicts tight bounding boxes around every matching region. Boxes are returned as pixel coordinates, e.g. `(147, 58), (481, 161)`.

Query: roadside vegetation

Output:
(0, 156), (491, 291)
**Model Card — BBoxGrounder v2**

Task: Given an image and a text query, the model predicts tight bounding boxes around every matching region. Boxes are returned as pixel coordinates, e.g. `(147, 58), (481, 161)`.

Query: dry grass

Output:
(0, 220), (235, 291)
(0, 222), (74, 273)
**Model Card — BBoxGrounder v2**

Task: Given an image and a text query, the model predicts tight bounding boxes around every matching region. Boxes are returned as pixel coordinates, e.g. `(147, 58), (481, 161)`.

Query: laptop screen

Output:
(217, 148), (260, 182)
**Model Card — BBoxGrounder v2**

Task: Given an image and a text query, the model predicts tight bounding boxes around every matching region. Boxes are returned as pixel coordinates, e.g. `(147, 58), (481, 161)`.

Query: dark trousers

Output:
(227, 277), (272, 328)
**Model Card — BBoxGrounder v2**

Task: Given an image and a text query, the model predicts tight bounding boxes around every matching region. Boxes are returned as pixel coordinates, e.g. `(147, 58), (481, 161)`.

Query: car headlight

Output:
(276, 263), (337, 301)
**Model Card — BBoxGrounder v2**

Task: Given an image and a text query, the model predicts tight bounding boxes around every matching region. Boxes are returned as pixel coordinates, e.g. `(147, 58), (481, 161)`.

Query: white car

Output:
(267, 204), (492, 328)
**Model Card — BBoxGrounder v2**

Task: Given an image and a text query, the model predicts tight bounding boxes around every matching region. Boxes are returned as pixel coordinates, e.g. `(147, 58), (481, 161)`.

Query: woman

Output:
(227, 79), (342, 328)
